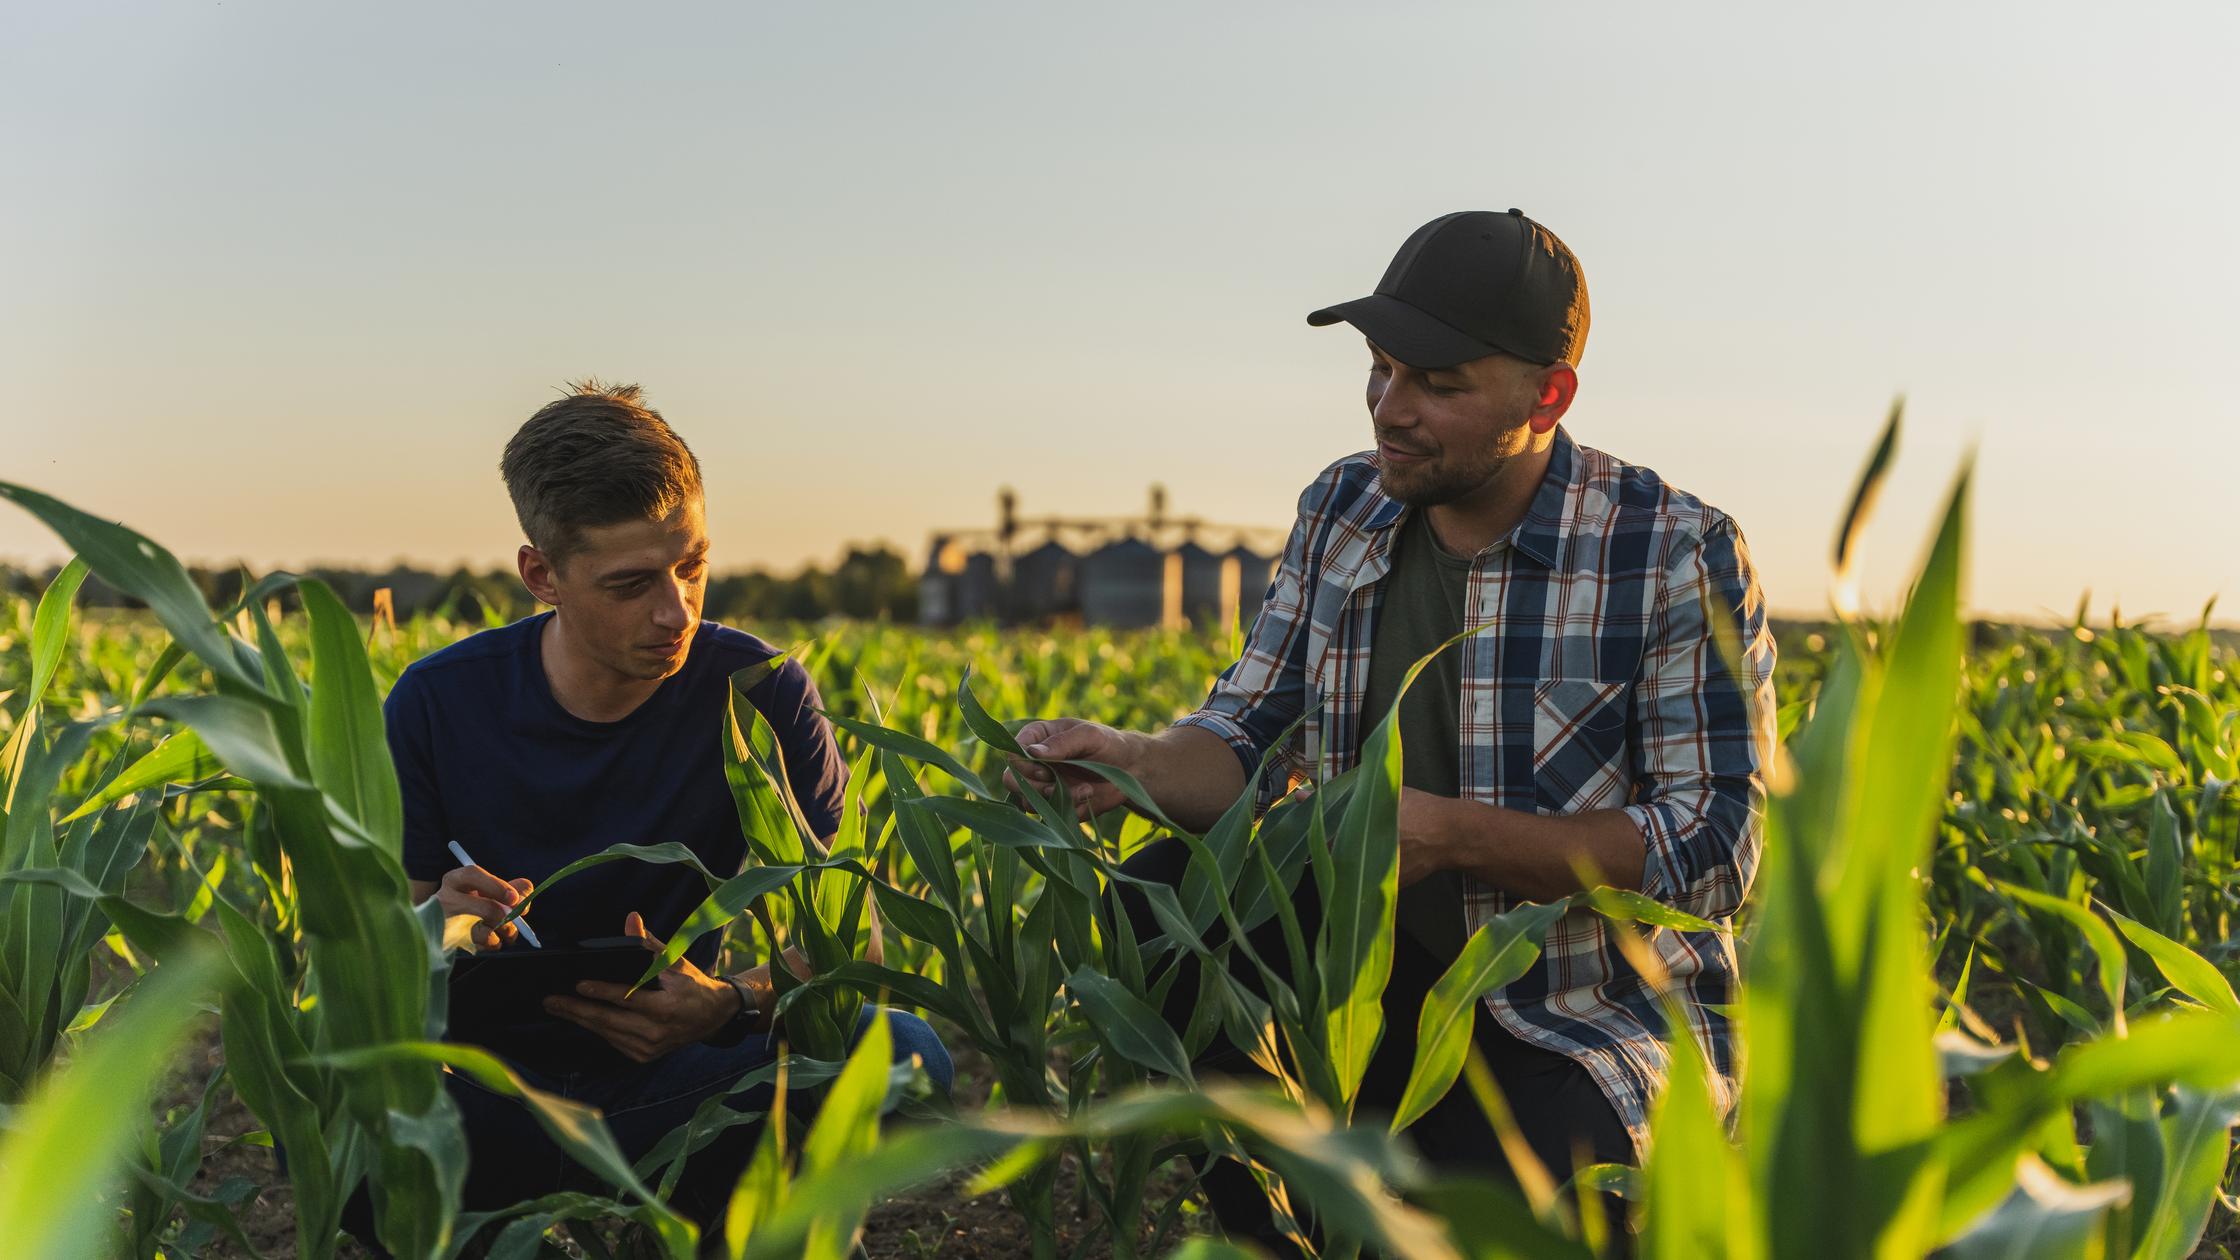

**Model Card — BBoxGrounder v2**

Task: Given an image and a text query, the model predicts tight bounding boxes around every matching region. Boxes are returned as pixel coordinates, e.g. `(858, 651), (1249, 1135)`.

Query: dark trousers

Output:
(1114, 836), (1632, 1254)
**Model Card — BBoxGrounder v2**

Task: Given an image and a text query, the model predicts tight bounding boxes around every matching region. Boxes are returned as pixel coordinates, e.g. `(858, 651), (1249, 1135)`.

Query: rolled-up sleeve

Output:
(1621, 519), (1778, 920)
(1173, 473), (1333, 808)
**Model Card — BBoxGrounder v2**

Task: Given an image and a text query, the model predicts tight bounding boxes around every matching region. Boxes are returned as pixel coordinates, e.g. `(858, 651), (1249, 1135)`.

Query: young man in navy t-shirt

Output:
(382, 380), (948, 1222)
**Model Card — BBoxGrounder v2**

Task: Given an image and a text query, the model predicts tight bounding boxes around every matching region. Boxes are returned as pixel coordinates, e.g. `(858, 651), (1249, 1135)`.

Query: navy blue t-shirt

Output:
(384, 612), (845, 1008)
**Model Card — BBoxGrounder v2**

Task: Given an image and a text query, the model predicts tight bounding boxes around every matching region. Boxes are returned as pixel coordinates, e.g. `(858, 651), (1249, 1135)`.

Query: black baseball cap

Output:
(1308, 209), (1590, 369)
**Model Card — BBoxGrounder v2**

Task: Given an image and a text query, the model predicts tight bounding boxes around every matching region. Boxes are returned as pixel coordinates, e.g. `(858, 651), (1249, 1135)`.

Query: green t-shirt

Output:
(1359, 508), (1473, 961)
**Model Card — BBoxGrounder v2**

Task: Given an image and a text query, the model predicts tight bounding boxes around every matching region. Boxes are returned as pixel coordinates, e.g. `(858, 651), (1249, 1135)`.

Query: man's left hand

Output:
(543, 911), (737, 1064)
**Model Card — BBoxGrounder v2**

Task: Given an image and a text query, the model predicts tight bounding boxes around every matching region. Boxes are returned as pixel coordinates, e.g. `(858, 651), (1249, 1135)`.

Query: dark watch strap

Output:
(702, 975), (762, 1048)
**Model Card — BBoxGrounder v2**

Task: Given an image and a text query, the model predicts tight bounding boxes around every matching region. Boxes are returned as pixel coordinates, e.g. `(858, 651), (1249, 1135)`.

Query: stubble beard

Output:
(1380, 443), (1519, 508)
(1376, 395), (1536, 509)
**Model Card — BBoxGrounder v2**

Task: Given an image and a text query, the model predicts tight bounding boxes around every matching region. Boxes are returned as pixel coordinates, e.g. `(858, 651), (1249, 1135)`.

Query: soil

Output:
(142, 988), (2240, 1258)
(152, 1021), (1210, 1259)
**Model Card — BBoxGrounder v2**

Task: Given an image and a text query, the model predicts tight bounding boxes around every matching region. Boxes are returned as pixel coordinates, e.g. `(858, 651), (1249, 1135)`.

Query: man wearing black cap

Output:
(1009, 210), (1776, 1248)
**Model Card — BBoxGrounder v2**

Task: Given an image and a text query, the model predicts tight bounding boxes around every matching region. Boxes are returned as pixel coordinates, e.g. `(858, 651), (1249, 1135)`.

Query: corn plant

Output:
(0, 483), (471, 1258)
(0, 936), (225, 1260)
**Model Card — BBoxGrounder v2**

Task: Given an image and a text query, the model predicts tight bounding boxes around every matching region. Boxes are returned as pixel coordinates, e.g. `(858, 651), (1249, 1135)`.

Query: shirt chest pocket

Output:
(1530, 677), (1632, 814)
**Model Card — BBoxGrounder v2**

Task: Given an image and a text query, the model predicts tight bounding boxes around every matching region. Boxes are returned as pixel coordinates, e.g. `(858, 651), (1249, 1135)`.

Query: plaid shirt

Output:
(1174, 426), (1777, 1152)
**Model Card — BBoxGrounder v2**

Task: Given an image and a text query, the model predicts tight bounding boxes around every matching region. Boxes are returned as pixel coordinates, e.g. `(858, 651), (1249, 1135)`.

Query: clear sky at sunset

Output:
(4, 2), (2233, 624)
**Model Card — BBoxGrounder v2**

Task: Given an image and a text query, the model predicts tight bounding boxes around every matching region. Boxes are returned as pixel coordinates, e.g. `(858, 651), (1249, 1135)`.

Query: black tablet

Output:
(445, 936), (657, 1031)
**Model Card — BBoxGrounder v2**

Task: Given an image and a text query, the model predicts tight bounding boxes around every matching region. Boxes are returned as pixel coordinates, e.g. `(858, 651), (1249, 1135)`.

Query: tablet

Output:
(445, 937), (657, 1032)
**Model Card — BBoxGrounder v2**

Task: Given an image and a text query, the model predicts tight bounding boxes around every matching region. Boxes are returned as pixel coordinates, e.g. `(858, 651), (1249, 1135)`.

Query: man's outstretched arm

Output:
(1004, 720), (1247, 835)
(1006, 468), (1347, 832)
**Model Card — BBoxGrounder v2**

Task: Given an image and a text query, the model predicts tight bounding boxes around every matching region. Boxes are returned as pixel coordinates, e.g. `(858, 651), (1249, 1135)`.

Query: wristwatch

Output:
(704, 972), (770, 1047)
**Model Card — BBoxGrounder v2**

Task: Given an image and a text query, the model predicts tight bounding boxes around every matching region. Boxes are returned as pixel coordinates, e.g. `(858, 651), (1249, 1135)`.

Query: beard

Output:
(1375, 396), (1537, 508)
(1378, 441), (1519, 507)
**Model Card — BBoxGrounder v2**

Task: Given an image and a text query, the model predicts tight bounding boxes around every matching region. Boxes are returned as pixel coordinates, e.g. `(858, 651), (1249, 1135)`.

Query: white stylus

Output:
(446, 840), (544, 949)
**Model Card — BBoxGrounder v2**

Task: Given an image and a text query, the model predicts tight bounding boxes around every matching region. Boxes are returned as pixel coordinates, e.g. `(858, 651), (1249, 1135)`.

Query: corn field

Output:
(2, 424), (2238, 1260)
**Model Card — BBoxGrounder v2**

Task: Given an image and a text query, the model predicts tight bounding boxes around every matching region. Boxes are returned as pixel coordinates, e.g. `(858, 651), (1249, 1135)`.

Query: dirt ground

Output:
(152, 1003), (2240, 1259)
(158, 1020), (1210, 1259)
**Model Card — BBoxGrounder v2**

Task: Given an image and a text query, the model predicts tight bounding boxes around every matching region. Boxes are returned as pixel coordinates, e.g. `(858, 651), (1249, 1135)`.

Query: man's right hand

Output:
(431, 865), (536, 951)
(1005, 718), (1137, 816)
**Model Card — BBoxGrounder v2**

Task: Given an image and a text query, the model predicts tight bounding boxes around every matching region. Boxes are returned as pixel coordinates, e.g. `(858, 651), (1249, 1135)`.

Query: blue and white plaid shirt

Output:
(1175, 426), (1777, 1151)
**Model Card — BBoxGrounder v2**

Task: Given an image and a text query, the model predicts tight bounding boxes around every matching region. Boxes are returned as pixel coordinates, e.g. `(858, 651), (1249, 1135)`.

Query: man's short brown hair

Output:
(500, 380), (704, 570)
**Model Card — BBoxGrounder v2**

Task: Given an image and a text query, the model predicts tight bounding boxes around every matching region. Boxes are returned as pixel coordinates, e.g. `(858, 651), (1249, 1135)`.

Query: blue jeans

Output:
(341, 1007), (952, 1245)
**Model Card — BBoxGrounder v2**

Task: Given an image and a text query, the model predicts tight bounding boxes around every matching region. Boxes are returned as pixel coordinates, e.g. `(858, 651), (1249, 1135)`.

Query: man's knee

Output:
(857, 1007), (954, 1094)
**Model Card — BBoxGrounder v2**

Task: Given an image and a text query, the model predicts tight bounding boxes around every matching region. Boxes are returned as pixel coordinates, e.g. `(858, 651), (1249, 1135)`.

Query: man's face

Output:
(1365, 340), (1539, 508)
(542, 499), (710, 683)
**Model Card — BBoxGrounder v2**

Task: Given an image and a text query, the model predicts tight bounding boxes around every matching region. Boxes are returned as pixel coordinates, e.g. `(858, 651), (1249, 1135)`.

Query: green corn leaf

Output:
(1939, 1155), (2128, 1260)
(2132, 1086), (2240, 1260)
(1390, 898), (1569, 1133)
(1066, 965), (1195, 1084)
(306, 1040), (697, 1254)
(2103, 904), (2240, 1017)
(1995, 882), (2127, 1031)
(0, 867), (204, 960)
(60, 729), (222, 823)
(1417, 1174), (1595, 1259)
(628, 863), (805, 991)
(1583, 886), (1726, 934)
(795, 1009), (894, 1259)
(24, 556), (87, 718)
(722, 1101), (791, 1259)
(138, 696), (310, 791)
(1938, 942), (1978, 1034)
(2018, 978), (2101, 1038)
(0, 483), (259, 692)
(902, 794), (1087, 851)
(1, 559), (88, 846)
(877, 748), (965, 916)
(1831, 398), (1902, 588)
(2142, 789), (2184, 936)
(300, 580), (404, 855)
(821, 710), (995, 799)
(1323, 697), (1402, 1112)
(738, 1124), (1022, 1260)
(245, 587), (304, 714)
(955, 668), (1026, 757)
(724, 676), (815, 865)
(789, 958), (992, 1048)
(1643, 988), (1752, 1260)
(1938, 1013), (2240, 1232)
(0, 941), (224, 1260)
(500, 841), (722, 924)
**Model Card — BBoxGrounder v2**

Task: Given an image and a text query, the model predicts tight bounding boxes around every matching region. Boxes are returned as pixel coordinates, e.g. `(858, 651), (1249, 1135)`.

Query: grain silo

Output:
(1081, 538), (1164, 628)
(1171, 540), (1227, 626)
(1009, 539), (1078, 621)
(956, 550), (1002, 621)
(918, 536), (963, 625)
(1227, 543), (1276, 627)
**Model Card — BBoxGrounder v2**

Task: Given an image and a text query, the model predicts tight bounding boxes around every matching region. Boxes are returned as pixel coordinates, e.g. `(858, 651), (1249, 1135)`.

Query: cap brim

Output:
(1305, 294), (1498, 369)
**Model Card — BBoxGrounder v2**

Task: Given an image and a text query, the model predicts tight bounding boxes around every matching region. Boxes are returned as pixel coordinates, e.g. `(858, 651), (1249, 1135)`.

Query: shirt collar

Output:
(1511, 426), (1578, 570)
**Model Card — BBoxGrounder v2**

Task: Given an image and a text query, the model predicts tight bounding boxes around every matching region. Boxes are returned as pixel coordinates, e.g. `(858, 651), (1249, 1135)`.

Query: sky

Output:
(3, 2), (2234, 625)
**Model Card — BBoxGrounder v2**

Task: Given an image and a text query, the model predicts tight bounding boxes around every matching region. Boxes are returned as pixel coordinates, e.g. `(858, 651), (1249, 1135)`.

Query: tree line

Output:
(0, 544), (922, 624)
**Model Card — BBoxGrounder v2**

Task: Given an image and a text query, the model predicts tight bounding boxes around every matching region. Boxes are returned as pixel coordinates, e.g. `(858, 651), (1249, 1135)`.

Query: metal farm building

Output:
(919, 487), (1279, 630)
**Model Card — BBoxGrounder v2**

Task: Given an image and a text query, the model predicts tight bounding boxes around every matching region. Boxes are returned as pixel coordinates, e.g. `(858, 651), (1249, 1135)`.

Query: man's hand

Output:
(1005, 718), (1137, 815)
(428, 865), (535, 951)
(543, 912), (741, 1064)
(1396, 788), (1455, 889)
(1394, 790), (1649, 902)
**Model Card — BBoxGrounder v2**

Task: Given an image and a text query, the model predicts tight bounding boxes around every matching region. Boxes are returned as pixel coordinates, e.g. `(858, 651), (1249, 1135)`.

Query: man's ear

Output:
(518, 544), (563, 607)
(1528, 362), (1578, 434)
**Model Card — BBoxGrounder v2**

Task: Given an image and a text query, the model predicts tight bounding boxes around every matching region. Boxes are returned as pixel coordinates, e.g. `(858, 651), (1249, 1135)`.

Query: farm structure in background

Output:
(919, 486), (1283, 629)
